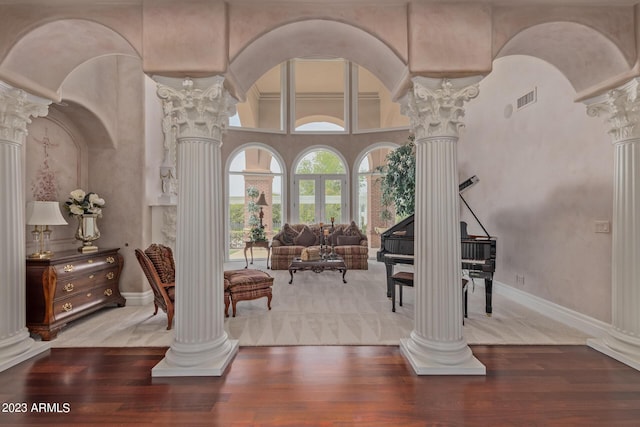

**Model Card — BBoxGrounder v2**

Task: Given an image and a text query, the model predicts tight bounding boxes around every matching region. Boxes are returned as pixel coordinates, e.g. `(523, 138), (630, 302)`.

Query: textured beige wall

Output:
(227, 2), (408, 63)
(63, 56), (149, 294)
(459, 55), (613, 322)
(144, 75), (164, 207)
(143, 0), (227, 76)
(0, 5), (141, 100)
(408, 2), (493, 76)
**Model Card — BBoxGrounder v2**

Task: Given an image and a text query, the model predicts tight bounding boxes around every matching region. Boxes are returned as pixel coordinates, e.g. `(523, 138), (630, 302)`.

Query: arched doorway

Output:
(292, 147), (348, 224)
(227, 144), (284, 261)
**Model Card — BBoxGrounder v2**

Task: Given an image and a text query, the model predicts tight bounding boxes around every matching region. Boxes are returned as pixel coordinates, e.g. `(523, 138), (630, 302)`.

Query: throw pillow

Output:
(328, 227), (343, 245)
(343, 221), (365, 239)
(271, 230), (285, 245)
(281, 223), (298, 245)
(294, 225), (317, 246)
(337, 235), (361, 246)
(145, 244), (176, 284)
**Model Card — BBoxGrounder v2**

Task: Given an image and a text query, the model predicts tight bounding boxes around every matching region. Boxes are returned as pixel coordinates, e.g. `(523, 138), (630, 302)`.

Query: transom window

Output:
(230, 58), (408, 133)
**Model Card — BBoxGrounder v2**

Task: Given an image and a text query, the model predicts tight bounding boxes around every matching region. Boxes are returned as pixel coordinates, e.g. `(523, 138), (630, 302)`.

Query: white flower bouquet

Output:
(64, 189), (105, 217)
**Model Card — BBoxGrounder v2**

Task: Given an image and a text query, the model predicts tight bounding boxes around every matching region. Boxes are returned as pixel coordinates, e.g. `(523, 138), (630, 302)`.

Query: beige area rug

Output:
(49, 260), (589, 348)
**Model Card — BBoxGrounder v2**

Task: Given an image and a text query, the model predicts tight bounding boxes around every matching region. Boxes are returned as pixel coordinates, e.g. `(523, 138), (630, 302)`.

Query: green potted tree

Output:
(246, 186), (267, 242)
(376, 135), (416, 221)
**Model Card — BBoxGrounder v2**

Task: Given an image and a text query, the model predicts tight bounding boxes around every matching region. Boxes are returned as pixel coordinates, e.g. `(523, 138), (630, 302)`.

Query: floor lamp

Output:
(256, 191), (268, 228)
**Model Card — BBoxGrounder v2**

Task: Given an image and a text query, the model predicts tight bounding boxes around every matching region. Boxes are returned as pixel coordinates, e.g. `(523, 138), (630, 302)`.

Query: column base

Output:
(400, 337), (486, 375)
(152, 339), (239, 377)
(0, 335), (50, 372)
(588, 336), (640, 372)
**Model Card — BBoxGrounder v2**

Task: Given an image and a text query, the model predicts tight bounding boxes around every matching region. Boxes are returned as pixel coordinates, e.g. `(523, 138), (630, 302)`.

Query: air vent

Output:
(516, 88), (537, 110)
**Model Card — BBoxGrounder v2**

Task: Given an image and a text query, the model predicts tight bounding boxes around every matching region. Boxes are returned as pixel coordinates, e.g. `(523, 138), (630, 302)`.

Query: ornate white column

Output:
(400, 77), (485, 375)
(586, 78), (640, 371)
(0, 81), (51, 372)
(152, 76), (238, 376)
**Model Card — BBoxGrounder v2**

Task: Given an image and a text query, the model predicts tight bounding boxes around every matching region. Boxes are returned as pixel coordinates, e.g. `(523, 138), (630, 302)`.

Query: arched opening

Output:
(495, 21), (631, 94)
(227, 144), (285, 262)
(354, 143), (399, 248)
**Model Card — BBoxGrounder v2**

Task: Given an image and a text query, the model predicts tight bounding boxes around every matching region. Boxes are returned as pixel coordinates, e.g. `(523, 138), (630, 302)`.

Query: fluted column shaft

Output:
(152, 77), (238, 376)
(586, 78), (640, 370)
(399, 77), (485, 375)
(0, 81), (51, 372)
(414, 135), (464, 340)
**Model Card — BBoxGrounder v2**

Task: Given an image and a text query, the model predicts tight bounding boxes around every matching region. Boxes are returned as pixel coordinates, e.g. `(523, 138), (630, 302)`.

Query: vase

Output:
(75, 214), (101, 253)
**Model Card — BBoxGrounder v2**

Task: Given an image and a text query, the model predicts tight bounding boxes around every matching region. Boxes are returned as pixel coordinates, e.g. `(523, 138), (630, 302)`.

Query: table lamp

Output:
(26, 201), (68, 259)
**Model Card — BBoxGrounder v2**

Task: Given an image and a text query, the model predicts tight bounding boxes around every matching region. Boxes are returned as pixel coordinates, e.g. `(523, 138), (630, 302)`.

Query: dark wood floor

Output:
(1, 345), (640, 426)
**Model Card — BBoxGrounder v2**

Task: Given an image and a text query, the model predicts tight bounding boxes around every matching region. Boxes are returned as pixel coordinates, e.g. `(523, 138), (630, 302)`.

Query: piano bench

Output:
(390, 271), (414, 312)
(391, 273), (470, 324)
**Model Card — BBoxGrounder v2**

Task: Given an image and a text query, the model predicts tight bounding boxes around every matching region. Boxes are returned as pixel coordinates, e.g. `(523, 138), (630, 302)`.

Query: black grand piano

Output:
(377, 176), (497, 316)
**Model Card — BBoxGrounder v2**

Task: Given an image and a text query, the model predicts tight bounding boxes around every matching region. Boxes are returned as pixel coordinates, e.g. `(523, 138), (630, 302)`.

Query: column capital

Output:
(0, 81), (50, 146)
(156, 76), (237, 142)
(586, 77), (640, 144)
(402, 76), (480, 139)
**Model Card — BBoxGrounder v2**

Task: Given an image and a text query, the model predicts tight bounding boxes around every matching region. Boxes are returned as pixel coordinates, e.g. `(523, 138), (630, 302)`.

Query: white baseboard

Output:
(120, 289), (154, 306)
(484, 279), (610, 339)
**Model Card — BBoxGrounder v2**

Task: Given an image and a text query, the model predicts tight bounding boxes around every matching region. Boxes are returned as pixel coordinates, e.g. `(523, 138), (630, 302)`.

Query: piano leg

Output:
(385, 262), (394, 298)
(485, 277), (493, 317)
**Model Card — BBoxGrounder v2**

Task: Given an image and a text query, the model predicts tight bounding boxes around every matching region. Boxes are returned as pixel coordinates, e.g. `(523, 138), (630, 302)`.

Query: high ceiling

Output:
(0, 0), (637, 5)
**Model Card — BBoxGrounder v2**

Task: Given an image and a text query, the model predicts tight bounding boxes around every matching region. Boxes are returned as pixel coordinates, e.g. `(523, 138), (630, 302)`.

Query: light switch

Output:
(595, 220), (610, 233)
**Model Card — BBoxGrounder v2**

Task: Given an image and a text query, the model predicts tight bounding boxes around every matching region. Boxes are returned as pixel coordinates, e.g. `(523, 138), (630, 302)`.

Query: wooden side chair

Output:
(135, 245), (176, 330)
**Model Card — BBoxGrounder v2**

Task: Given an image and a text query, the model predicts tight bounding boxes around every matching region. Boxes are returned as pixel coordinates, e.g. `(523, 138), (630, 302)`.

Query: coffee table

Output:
(288, 257), (347, 284)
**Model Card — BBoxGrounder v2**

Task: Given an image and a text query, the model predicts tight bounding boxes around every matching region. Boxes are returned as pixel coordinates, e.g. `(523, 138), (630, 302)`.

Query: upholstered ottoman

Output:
(224, 269), (274, 317)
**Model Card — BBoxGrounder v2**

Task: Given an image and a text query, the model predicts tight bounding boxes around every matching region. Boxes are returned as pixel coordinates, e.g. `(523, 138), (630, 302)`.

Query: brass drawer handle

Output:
(86, 293), (92, 298)
(104, 289), (113, 297)
(87, 259), (94, 264)
(106, 272), (115, 280)
(63, 283), (74, 292)
(89, 274), (95, 279)
(63, 264), (74, 272)
(62, 302), (73, 312)
(106, 256), (115, 264)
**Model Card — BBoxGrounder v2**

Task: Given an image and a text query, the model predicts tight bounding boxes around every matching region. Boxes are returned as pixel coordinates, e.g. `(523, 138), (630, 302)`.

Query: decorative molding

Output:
(156, 76), (237, 142)
(491, 280), (609, 339)
(586, 77), (640, 143)
(0, 81), (50, 146)
(120, 290), (154, 307)
(402, 77), (479, 139)
(161, 205), (177, 247)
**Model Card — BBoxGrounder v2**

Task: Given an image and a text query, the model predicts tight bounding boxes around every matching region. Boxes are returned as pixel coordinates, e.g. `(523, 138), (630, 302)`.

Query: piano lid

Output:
(459, 175), (490, 238)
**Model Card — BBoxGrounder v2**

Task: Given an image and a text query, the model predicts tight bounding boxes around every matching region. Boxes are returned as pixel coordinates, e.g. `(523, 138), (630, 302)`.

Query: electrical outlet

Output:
(515, 274), (525, 285)
(595, 221), (610, 233)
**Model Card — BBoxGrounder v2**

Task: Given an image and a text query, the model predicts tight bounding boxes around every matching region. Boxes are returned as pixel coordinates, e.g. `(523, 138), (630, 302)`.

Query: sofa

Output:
(270, 221), (369, 270)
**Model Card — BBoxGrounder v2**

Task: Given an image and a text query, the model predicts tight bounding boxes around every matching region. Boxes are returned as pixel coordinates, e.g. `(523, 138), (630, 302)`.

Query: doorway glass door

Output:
(294, 175), (346, 224)
(324, 178), (342, 223)
(297, 178), (317, 224)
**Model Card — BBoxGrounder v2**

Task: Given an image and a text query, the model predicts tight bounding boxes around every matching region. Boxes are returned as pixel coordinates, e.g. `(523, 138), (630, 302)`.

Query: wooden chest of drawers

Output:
(26, 248), (126, 340)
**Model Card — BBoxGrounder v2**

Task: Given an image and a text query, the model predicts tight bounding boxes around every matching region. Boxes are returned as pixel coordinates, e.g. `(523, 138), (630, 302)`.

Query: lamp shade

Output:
(26, 201), (68, 226)
(256, 192), (268, 207)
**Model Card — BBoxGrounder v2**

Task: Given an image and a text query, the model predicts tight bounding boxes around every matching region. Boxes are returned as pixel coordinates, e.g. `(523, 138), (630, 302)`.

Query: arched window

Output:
(227, 145), (284, 261)
(355, 144), (398, 248)
(292, 148), (347, 224)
